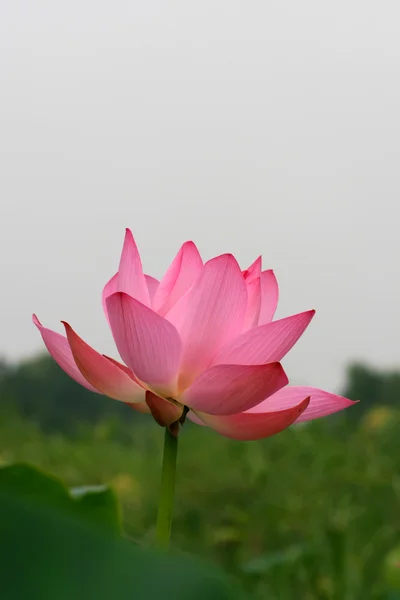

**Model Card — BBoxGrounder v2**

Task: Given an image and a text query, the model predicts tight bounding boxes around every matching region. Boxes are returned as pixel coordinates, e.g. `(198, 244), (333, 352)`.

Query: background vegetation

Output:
(1, 354), (400, 599)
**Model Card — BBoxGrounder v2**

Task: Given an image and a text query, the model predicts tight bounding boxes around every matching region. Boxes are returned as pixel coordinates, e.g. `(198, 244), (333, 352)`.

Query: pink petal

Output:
(32, 315), (98, 393)
(102, 272), (159, 322)
(194, 397), (310, 440)
(102, 272), (118, 323)
(102, 354), (141, 382)
(106, 292), (182, 396)
(166, 254), (248, 389)
(258, 270), (279, 325)
(116, 229), (150, 306)
(127, 402), (151, 415)
(62, 321), (146, 404)
(152, 241), (203, 316)
(102, 355), (150, 413)
(145, 275), (159, 304)
(180, 362), (288, 415)
(145, 390), (183, 427)
(187, 412), (206, 426)
(247, 386), (357, 422)
(242, 256), (262, 282)
(242, 277), (261, 330)
(214, 310), (315, 366)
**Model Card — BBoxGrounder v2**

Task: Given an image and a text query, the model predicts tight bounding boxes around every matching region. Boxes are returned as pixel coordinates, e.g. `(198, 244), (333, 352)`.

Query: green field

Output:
(1, 406), (399, 599)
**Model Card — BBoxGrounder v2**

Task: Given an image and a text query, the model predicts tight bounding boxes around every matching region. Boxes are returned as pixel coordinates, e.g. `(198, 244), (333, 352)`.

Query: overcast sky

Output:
(0, 0), (399, 394)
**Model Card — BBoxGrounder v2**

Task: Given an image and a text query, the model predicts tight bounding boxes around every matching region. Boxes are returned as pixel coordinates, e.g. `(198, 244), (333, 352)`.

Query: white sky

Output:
(1, 0), (399, 393)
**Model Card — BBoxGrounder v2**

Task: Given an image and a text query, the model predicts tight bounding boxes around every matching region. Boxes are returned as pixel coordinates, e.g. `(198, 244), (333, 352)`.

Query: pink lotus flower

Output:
(33, 229), (355, 439)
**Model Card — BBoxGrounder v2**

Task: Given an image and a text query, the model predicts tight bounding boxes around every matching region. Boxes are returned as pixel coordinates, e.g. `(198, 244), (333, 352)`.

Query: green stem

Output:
(155, 427), (178, 550)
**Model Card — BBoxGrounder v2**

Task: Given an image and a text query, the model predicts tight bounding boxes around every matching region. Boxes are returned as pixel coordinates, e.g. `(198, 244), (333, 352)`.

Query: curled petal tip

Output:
(108, 290), (124, 300)
(299, 396), (311, 411)
(61, 321), (72, 334)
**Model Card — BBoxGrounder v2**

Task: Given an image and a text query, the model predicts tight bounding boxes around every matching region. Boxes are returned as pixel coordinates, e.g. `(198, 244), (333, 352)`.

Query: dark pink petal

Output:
(167, 254), (248, 389)
(102, 355), (150, 413)
(214, 310), (315, 366)
(242, 278), (261, 330)
(96, 361), (151, 414)
(62, 322), (146, 404)
(180, 362), (288, 415)
(106, 292), (182, 396)
(145, 275), (160, 305)
(103, 354), (141, 382)
(194, 397), (310, 440)
(32, 315), (98, 393)
(247, 386), (357, 422)
(258, 270), (279, 325)
(242, 256), (262, 282)
(145, 391), (183, 427)
(116, 229), (150, 306)
(153, 241), (203, 316)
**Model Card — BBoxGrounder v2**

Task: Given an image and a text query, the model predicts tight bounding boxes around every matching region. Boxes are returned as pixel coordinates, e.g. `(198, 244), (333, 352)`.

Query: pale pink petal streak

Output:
(152, 241), (203, 316)
(242, 278), (261, 330)
(247, 386), (357, 422)
(62, 322), (146, 404)
(258, 270), (279, 325)
(102, 273), (118, 323)
(214, 310), (315, 366)
(180, 362), (288, 415)
(187, 412), (206, 426)
(102, 272), (158, 321)
(32, 315), (98, 393)
(167, 254), (248, 389)
(116, 229), (150, 306)
(106, 292), (182, 396)
(145, 275), (159, 305)
(194, 398), (310, 440)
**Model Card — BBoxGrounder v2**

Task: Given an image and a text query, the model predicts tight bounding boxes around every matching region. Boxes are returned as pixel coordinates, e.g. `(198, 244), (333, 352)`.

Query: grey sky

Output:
(1, 0), (399, 394)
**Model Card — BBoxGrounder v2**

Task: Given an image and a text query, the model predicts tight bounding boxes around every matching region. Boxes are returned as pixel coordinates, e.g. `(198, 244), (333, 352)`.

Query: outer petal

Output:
(62, 321), (146, 404)
(152, 241), (203, 316)
(194, 397), (310, 440)
(242, 278), (261, 331)
(166, 254), (248, 389)
(32, 315), (98, 393)
(116, 229), (150, 306)
(106, 292), (182, 396)
(258, 270), (279, 325)
(180, 362), (288, 415)
(145, 391), (183, 427)
(214, 310), (315, 366)
(247, 386), (357, 422)
(242, 256), (262, 282)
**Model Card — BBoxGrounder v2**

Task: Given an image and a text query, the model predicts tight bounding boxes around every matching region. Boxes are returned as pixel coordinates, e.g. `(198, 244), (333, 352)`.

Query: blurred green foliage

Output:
(0, 354), (141, 432)
(2, 354), (400, 433)
(343, 362), (400, 419)
(1, 406), (400, 598)
(0, 462), (121, 533)
(0, 464), (237, 600)
(1, 354), (400, 597)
